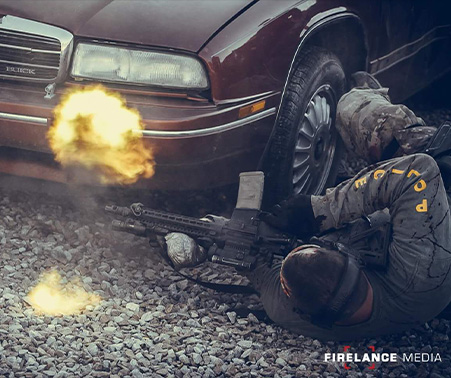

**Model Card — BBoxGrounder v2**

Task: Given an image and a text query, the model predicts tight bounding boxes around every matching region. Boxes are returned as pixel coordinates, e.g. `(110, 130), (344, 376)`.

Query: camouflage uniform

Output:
(246, 85), (451, 340)
(336, 87), (437, 163)
(165, 83), (451, 340)
(247, 153), (451, 340)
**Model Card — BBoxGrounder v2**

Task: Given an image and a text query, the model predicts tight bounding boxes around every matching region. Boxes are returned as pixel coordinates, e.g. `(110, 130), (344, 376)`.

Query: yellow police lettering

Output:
(373, 169), (386, 180)
(414, 180), (427, 192)
(407, 169), (420, 178)
(392, 169), (404, 175)
(416, 199), (428, 212)
(355, 177), (367, 188)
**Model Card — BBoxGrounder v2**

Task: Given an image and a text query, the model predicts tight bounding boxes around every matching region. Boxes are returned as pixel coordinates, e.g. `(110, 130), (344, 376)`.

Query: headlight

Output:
(71, 43), (208, 89)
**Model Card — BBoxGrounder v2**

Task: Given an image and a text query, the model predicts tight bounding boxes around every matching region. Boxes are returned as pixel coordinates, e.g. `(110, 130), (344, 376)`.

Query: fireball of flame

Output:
(27, 270), (101, 316)
(47, 85), (154, 185)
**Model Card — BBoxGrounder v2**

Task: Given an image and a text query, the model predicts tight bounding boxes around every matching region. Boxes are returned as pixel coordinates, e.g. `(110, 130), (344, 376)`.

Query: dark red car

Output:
(0, 0), (449, 202)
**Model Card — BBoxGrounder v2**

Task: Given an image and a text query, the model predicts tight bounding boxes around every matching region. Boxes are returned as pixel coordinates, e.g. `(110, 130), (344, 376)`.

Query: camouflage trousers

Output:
(336, 87), (437, 163)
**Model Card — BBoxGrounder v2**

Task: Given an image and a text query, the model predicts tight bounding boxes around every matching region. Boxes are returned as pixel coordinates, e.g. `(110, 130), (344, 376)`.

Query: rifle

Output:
(105, 172), (299, 270)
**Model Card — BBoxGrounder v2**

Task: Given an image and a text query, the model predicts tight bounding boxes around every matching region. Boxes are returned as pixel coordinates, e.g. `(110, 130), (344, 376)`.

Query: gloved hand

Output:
(164, 232), (207, 269)
(261, 194), (320, 238)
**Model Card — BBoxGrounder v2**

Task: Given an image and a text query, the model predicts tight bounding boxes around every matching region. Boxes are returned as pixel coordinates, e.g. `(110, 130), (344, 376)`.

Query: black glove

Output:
(261, 195), (320, 238)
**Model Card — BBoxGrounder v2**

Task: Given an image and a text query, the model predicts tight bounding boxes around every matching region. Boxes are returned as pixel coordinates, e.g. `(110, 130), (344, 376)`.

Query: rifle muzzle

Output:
(105, 205), (132, 217)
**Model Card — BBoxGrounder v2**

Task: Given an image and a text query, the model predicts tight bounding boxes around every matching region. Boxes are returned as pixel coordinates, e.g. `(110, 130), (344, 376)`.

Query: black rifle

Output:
(105, 172), (299, 270)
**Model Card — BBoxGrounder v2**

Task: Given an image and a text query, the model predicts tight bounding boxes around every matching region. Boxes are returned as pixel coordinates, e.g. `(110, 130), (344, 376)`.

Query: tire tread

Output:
(262, 46), (346, 206)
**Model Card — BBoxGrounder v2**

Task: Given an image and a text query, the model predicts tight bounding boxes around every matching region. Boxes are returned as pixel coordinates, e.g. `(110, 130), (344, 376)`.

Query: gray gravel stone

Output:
(241, 349), (253, 359)
(140, 312), (153, 322)
(227, 311), (237, 324)
(193, 353), (202, 365)
(131, 369), (143, 378)
(87, 343), (99, 356)
(126, 303), (140, 312)
(179, 354), (190, 364)
(238, 340), (253, 349)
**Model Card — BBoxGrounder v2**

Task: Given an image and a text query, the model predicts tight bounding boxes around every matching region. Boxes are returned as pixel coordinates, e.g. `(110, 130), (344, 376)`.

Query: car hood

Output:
(0, 0), (254, 52)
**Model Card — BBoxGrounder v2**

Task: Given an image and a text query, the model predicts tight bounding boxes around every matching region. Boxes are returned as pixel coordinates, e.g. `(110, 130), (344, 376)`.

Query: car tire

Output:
(261, 45), (346, 207)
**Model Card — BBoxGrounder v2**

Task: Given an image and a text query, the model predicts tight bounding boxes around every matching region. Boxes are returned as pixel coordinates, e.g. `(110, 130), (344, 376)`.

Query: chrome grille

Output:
(0, 15), (73, 83)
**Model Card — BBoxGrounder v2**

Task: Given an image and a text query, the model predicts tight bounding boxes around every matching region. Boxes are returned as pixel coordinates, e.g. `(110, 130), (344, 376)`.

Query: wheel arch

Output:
(303, 15), (368, 78)
(268, 13), (368, 142)
(262, 12), (368, 169)
(279, 13), (368, 109)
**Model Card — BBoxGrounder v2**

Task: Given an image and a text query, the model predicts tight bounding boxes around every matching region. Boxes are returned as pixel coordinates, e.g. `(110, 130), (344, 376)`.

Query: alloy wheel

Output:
(292, 84), (337, 195)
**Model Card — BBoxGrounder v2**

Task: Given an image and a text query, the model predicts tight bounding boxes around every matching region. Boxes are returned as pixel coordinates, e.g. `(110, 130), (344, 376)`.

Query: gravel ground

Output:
(0, 77), (450, 378)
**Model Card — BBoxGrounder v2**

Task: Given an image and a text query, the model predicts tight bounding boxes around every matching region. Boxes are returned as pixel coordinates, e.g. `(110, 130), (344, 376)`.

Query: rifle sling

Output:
(174, 269), (258, 295)
(156, 244), (259, 295)
(172, 268), (274, 322)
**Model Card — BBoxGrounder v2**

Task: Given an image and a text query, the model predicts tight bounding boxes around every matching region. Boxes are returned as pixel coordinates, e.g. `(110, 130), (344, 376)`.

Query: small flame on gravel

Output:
(27, 270), (101, 316)
(47, 84), (155, 184)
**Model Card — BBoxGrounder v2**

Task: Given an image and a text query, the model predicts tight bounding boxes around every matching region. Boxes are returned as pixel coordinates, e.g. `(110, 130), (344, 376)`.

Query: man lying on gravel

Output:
(160, 73), (451, 341)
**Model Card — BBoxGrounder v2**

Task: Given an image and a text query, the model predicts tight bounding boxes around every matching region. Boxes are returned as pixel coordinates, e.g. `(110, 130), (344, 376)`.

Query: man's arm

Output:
(312, 153), (446, 238)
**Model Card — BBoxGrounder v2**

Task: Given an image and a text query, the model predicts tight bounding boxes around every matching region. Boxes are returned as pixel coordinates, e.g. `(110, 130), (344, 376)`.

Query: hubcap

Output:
(292, 85), (337, 195)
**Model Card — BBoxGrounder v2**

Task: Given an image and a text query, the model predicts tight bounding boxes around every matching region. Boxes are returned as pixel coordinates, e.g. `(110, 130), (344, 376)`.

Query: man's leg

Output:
(336, 83), (434, 163)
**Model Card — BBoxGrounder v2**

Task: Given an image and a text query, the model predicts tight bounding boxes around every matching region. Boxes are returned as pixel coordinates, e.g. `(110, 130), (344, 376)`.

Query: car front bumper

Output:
(0, 82), (279, 189)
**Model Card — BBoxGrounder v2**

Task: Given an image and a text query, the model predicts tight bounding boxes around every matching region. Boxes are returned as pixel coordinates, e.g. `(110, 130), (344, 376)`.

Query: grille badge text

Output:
(6, 66), (36, 75)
